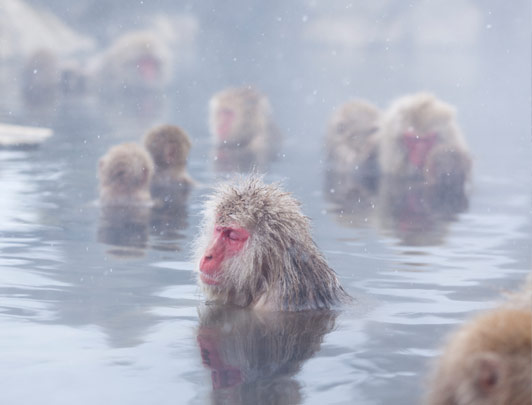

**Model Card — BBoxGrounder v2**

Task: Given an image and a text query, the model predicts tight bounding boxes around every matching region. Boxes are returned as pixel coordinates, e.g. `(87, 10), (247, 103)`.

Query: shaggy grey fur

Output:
(194, 175), (352, 311)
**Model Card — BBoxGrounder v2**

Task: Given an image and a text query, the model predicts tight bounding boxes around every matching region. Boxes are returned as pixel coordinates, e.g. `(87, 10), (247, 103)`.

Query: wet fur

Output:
(194, 175), (351, 311)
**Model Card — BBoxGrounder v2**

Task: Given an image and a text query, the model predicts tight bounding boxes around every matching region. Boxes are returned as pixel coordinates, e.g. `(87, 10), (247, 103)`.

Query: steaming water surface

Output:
(0, 2), (530, 404)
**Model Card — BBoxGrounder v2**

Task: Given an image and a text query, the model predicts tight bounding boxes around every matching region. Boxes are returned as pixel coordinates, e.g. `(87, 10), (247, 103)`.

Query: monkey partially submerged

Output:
(194, 176), (351, 311)
(98, 143), (154, 206)
(143, 124), (194, 194)
(208, 86), (281, 171)
(425, 278), (532, 405)
(378, 92), (472, 192)
(325, 99), (381, 185)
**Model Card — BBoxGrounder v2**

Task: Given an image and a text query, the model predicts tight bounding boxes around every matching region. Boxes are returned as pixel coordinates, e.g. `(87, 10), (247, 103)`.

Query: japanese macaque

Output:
(378, 93), (471, 190)
(21, 49), (59, 106)
(98, 143), (154, 206)
(208, 87), (281, 171)
(325, 99), (381, 185)
(324, 99), (381, 228)
(194, 175), (351, 311)
(94, 31), (172, 95)
(143, 124), (194, 196)
(425, 280), (532, 405)
(197, 305), (336, 403)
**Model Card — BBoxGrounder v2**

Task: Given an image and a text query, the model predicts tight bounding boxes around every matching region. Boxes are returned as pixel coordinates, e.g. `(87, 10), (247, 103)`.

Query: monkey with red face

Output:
(208, 87), (281, 171)
(378, 93), (471, 192)
(94, 31), (171, 96)
(194, 175), (351, 311)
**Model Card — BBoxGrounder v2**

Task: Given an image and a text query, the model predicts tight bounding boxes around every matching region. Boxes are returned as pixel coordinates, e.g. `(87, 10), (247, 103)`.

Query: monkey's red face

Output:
(216, 108), (235, 140)
(197, 327), (243, 389)
(402, 131), (438, 169)
(199, 225), (249, 285)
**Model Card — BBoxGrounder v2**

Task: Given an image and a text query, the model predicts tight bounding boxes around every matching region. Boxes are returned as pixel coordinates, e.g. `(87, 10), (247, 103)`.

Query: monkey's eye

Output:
(227, 230), (240, 241)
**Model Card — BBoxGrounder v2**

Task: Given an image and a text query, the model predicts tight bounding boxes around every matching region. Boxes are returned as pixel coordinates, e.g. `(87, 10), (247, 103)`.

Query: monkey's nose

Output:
(205, 254), (213, 260)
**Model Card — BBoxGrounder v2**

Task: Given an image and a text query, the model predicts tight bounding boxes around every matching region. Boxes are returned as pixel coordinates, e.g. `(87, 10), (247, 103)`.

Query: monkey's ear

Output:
(471, 352), (501, 394)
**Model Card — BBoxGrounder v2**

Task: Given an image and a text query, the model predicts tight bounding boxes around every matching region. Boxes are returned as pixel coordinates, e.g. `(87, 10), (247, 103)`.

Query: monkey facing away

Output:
(208, 87), (281, 170)
(425, 278), (532, 405)
(378, 92), (471, 191)
(194, 175), (351, 311)
(98, 143), (154, 206)
(143, 124), (194, 194)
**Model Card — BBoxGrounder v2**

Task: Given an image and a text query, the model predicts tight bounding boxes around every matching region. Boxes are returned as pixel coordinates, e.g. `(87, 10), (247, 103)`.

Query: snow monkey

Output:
(208, 86), (281, 167)
(194, 175), (351, 311)
(324, 99), (382, 216)
(95, 31), (171, 94)
(425, 278), (532, 405)
(98, 143), (154, 206)
(325, 99), (381, 182)
(378, 93), (471, 190)
(143, 124), (194, 193)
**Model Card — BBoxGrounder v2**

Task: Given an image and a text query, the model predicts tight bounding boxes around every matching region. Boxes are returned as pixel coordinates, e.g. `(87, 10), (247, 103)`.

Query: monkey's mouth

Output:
(200, 271), (221, 286)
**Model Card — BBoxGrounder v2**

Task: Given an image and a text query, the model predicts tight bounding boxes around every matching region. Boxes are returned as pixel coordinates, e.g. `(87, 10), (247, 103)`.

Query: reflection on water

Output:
(149, 186), (190, 252)
(0, 0), (530, 404)
(97, 205), (151, 257)
(375, 177), (469, 246)
(197, 305), (336, 404)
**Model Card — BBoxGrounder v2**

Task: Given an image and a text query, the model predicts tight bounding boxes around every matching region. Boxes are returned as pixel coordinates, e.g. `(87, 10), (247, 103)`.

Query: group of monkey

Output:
(97, 86), (531, 404)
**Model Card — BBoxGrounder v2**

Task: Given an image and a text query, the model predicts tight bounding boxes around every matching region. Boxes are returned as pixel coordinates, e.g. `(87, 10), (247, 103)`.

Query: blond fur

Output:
(378, 93), (471, 180)
(98, 143), (154, 206)
(194, 175), (351, 311)
(425, 279), (532, 405)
